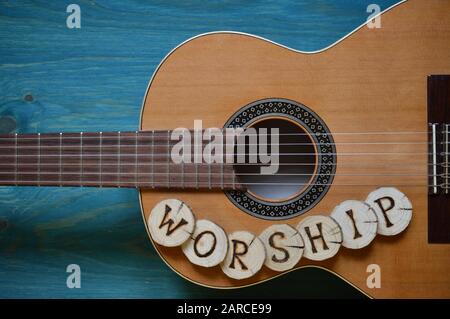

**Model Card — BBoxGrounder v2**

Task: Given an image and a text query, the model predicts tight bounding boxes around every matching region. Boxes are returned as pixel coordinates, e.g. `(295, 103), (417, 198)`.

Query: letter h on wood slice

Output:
(297, 215), (342, 261)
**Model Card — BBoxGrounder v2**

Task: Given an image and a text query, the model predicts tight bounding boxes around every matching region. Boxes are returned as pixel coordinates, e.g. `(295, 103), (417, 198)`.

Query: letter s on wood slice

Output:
(259, 224), (304, 272)
(220, 231), (266, 280)
(366, 187), (413, 236)
(297, 215), (342, 261)
(148, 199), (195, 247)
(182, 219), (228, 267)
(330, 200), (378, 249)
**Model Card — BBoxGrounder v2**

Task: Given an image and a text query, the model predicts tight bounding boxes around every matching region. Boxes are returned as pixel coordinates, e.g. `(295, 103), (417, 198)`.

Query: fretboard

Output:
(0, 131), (242, 190)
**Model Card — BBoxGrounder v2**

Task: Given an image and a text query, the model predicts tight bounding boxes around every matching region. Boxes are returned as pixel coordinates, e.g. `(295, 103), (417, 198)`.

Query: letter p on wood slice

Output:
(366, 187), (413, 236)
(182, 219), (228, 267)
(148, 199), (195, 247)
(221, 231), (266, 280)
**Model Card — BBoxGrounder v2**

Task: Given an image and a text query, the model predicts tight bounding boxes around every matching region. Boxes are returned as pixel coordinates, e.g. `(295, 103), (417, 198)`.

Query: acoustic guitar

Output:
(0, 0), (449, 298)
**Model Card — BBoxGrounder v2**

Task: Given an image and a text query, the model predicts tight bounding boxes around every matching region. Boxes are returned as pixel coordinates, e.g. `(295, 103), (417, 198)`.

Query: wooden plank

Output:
(0, 0), (400, 298)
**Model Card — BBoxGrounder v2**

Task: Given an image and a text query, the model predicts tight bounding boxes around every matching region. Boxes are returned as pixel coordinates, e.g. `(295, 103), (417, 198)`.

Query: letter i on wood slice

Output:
(182, 219), (228, 267)
(297, 215), (342, 261)
(220, 231), (266, 280)
(259, 224), (304, 272)
(366, 187), (413, 236)
(148, 199), (195, 247)
(330, 200), (378, 249)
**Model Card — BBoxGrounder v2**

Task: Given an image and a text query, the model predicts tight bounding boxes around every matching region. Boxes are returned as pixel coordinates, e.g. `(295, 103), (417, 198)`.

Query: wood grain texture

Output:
(140, 0), (450, 298)
(0, 0), (400, 298)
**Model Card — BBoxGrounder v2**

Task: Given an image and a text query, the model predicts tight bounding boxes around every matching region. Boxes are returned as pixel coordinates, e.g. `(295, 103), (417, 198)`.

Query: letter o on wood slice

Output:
(148, 199), (195, 247)
(259, 224), (304, 272)
(330, 200), (378, 249)
(182, 219), (228, 267)
(220, 231), (266, 280)
(297, 215), (342, 261)
(366, 187), (413, 236)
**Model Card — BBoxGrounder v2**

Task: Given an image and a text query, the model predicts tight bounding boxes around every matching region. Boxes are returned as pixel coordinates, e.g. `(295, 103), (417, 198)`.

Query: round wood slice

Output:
(259, 224), (304, 272)
(220, 231), (266, 280)
(366, 187), (413, 236)
(182, 219), (228, 267)
(147, 198), (195, 247)
(297, 215), (342, 261)
(330, 200), (378, 249)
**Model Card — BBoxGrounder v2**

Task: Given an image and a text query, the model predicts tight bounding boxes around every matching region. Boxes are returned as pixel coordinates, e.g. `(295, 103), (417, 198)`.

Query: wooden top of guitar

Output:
(139, 0), (450, 298)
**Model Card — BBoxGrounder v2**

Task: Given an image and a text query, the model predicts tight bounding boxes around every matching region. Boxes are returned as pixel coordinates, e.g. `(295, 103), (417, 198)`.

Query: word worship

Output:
(147, 187), (412, 280)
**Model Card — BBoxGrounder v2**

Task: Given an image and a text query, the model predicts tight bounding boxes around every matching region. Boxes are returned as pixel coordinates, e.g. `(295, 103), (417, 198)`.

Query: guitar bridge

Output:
(427, 75), (450, 243)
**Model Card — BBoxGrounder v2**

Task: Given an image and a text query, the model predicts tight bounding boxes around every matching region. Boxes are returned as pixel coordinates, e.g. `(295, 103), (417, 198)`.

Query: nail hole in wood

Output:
(24, 94), (34, 102)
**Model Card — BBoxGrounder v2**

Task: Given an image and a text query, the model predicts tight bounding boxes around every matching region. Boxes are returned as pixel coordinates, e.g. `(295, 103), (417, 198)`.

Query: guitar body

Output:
(140, 0), (450, 298)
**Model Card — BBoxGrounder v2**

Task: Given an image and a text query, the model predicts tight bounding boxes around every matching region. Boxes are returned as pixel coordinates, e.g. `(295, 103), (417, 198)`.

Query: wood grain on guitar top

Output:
(140, 0), (450, 298)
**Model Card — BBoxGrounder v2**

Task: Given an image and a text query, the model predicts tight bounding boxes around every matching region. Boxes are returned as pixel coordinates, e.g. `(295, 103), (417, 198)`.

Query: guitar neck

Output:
(0, 131), (241, 190)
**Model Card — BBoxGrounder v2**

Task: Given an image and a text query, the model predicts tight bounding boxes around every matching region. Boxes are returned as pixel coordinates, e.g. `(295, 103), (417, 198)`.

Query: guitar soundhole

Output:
(234, 118), (317, 202)
(225, 98), (335, 220)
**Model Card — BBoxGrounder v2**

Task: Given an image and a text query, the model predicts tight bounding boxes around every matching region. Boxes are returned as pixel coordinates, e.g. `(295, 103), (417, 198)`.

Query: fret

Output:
(445, 124), (449, 194)
(181, 151), (185, 189)
(151, 130), (154, 188)
(95, 132), (115, 187)
(99, 132), (103, 188)
(195, 162), (199, 189)
(0, 134), (16, 185)
(208, 160), (211, 189)
(14, 133), (17, 186)
(221, 138), (225, 190)
(118, 131), (121, 188)
(232, 168), (235, 190)
(135, 131), (138, 188)
(37, 133), (41, 186)
(59, 133), (62, 186)
(167, 130), (170, 188)
(220, 160), (224, 190)
(80, 132), (83, 186)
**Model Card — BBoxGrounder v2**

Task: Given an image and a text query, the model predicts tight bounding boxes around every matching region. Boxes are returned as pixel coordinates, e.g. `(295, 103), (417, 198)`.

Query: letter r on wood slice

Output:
(182, 219), (228, 267)
(297, 215), (342, 261)
(220, 231), (266, 280)
(259, 224), (304, 272)
(148, 199), (195, 247)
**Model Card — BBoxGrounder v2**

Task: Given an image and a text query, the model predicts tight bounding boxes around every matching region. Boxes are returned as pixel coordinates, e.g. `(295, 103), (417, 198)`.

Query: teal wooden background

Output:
(0, 0), (399, 298)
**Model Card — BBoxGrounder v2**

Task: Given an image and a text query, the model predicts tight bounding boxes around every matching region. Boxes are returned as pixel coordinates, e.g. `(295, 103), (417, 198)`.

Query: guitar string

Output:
(0, 171), (440, 177)
(0, 180), (444, 188)
(0, 141), (441, 148)
(0, 161), (444, 166)
(0, 130), (444, 141)
(0, 152), (447, 157)
(0, 161), (446, 167)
